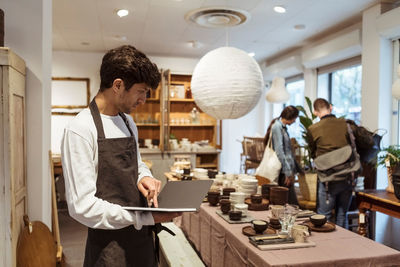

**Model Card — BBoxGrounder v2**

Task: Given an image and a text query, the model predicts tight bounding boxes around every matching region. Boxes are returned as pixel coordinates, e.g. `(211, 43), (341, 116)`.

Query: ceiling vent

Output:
(185, 7), (250, 28)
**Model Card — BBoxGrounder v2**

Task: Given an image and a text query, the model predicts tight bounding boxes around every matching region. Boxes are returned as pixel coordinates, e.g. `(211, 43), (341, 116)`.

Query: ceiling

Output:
(53, 0), (380, 62)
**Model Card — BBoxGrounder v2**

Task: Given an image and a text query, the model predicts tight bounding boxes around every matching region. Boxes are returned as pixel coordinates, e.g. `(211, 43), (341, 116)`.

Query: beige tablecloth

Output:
(181, 203), (400, 267)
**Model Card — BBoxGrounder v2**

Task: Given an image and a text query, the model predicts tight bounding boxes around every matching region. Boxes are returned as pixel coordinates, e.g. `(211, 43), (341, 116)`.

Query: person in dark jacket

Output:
(309, 98), (353, 227)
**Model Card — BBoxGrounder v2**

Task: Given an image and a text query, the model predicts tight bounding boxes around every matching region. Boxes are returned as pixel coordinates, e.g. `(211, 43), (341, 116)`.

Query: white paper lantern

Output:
(265, 77), (290, 103)
(392, 65), (400, 100)
(191, 47), (263, 119)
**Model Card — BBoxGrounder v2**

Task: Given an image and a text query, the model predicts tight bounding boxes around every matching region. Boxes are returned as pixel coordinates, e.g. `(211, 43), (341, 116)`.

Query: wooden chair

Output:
(241, 136), (265, 174)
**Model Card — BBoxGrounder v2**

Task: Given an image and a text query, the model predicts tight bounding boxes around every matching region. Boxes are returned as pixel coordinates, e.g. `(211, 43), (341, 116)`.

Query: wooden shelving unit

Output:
(131, 71), (221, 169)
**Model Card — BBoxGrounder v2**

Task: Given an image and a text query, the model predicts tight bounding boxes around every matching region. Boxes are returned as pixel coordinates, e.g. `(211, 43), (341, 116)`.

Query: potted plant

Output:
(295, 97), (318, 204)
(377, 145), (400, 193)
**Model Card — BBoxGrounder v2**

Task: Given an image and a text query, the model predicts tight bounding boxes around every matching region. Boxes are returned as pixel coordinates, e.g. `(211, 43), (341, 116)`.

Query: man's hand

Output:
(152, 212), (182, 223)
(137, 176), (161, 207)
(284, 176), (295, 187)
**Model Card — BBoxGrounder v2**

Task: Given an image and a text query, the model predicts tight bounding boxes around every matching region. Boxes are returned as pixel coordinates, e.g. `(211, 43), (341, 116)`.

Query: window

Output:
(286, 77), (305, 144)
(317, 57), (362, 124)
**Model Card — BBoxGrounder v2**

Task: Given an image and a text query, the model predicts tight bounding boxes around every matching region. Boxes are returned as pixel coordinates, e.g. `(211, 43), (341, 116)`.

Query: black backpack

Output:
(346, 119), (384, 164)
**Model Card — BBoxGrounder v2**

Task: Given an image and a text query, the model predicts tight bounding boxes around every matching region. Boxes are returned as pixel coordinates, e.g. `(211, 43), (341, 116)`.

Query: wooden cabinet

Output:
(131, 70), (221, 169)
(0, 48), (27, 267)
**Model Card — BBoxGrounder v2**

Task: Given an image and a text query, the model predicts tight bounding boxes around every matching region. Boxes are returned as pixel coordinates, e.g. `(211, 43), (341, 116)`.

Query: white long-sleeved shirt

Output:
(61, 108), (154, 230)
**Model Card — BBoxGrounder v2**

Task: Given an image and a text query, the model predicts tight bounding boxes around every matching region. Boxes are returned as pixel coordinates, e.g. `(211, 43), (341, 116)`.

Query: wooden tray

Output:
(242, 226), (276, 236)
(216, 210), (254, 224)
(301, 220), (336, 232)
(245, 198), (269, 211)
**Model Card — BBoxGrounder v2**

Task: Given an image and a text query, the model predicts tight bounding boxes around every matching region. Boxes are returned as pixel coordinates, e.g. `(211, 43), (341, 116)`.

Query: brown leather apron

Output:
(83, 99), (156, 267)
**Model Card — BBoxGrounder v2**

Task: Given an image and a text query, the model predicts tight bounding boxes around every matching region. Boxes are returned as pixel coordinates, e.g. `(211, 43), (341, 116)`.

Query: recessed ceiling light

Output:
(294, 24), (306, 30)
(273, 6), (286, 13)
(248, 52), (255, 57)
(116, 9), (129, 18)
(187, 40), (201, 48)
(81, 42), (90, 46)
(114, 35), (128, 41)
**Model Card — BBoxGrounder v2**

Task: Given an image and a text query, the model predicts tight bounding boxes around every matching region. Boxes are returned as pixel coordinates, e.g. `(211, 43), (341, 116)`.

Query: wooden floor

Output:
(58, 210), (87, 267)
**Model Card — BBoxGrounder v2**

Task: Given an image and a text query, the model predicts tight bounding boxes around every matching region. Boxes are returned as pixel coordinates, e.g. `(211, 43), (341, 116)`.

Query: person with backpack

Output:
(308, 98), (361, 227)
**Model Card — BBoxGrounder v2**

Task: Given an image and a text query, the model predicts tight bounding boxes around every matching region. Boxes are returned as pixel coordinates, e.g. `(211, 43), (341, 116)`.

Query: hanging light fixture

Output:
(265, 77), (290, 103)
(191, 47), (263, 119)
(392, 65), (400, 99)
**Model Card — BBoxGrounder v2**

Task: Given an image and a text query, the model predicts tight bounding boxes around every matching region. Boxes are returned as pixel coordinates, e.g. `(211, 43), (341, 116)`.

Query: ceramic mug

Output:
(269, 205), (284, 219)
(291, 225), (310, 243)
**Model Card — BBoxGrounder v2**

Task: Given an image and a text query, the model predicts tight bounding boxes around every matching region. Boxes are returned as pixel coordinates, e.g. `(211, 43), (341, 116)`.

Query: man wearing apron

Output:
(61, 45), (180, 266)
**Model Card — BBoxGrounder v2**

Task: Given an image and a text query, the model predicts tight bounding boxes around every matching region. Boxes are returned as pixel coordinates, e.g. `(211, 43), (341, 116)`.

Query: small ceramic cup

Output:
(220, 199), (231, 214)
(310, 214), (327, 227)
(251, 193), (262, 204)
(291, 225), (310, 243)
(229, 210), (242, 221)
(207, 191), (220, 206)
(251, 219), (269, 234)
(234, 203), (248, 217)
(269, 205), (285, 219)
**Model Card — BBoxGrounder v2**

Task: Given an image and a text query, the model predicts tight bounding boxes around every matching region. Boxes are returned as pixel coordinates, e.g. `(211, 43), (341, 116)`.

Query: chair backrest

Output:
(242, 136), (265, 163)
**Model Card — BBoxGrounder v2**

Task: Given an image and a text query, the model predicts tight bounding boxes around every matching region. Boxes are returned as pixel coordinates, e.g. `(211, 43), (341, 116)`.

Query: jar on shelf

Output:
(185, 86), (192, 99)
(190, 107), (200, 124)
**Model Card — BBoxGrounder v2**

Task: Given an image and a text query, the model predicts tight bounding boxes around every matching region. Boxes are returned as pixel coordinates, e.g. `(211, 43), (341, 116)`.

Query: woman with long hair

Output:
(264, 105), (300, 205)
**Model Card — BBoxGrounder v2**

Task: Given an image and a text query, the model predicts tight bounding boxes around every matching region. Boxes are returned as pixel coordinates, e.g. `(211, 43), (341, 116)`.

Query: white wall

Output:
(2, 0), (52, 229)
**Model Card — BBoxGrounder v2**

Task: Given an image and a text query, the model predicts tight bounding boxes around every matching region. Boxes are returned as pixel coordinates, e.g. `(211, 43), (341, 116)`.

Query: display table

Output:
(357, 189), (400, 237)
(181, 203), (400, 267)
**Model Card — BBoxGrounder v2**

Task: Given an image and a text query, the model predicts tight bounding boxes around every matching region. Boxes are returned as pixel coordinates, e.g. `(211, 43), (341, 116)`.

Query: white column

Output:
(361, 3), (393, 244)
(303, 68), (317, 102)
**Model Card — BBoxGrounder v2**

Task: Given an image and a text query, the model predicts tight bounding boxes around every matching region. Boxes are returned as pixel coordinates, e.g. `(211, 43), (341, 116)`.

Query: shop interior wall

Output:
(1, 0), (52, 227)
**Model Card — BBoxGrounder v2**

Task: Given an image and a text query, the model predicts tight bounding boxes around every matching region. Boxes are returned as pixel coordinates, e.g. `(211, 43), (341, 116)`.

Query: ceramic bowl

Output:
(241, 178), (258, 186)
(220, 199), (231, 214)
(223, 187), (236, 196)
(251, 219), (269, 234)
(251, 194), (262, 204)
(207, 191), (220, 206)
(310, 214), (327, 227)
(229, 210), (242, 221)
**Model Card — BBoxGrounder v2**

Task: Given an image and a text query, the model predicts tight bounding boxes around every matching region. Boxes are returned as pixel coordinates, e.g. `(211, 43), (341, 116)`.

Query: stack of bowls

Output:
(193, 168), (208, 179)
(269, 186), (289, 205)
(229, 192), (246, 206)
(239, 178), (258, 197)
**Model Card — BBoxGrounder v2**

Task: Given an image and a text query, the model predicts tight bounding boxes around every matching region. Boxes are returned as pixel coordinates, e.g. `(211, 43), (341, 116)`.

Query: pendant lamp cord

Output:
(225, 0), (229, 47)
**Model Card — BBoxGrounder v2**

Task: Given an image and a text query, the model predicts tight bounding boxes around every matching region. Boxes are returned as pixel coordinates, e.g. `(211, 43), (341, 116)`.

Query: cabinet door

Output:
(3, 65), (27, 267)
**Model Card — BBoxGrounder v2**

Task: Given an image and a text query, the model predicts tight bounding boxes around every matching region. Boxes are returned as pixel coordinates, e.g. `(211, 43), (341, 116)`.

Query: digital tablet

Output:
(123, 179), (213, 212)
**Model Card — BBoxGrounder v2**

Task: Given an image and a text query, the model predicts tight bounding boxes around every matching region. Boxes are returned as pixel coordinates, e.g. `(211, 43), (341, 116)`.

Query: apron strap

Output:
(89, 99), (135, 139)
(118, 112), (134, 137)
(89, 99), (106, 139)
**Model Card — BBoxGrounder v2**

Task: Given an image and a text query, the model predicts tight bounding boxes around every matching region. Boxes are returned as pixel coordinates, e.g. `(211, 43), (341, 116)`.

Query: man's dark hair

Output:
(99, 45), (161, 92)
(313, 98), (330, 111)
(264, 105), (299, 146)
(280, 105), (299, 121)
